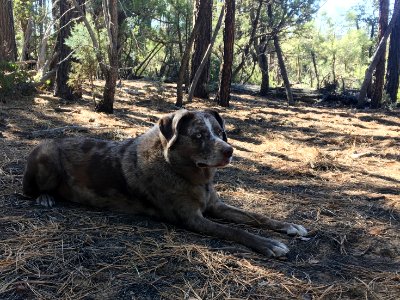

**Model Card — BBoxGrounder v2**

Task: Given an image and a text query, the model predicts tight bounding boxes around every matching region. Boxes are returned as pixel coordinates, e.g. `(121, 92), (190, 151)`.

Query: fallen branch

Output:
(350, 152), (372, 159)
(34, 69), (56, 87)
(30, 125), (89, 138)
(29, 124), (136, 138)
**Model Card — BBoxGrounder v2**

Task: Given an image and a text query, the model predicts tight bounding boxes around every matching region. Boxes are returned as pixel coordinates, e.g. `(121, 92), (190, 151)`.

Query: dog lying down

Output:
(23, 109), (307, 258)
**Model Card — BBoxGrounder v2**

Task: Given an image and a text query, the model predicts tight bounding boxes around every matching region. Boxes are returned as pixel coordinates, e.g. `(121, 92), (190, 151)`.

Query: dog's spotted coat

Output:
(23, 109), (307, 257)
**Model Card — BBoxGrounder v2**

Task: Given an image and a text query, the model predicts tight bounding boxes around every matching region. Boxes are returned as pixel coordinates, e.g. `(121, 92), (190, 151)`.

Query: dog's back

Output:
(25, 136), (141, 207)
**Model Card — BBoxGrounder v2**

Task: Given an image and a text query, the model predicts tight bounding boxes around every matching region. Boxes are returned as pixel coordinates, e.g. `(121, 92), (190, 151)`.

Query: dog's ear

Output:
(159, 109), (194, 148)
(205, 109), (227, 142)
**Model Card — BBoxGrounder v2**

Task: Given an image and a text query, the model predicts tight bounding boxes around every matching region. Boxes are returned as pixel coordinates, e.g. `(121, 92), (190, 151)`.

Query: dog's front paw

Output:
(36, 194), (55, 208)
(258, 238), (289, 258)
(283, 223), (308, 236)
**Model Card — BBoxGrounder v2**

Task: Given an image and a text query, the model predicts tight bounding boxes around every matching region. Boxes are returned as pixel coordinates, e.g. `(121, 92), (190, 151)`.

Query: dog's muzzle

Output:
(196, 144), (234, 168)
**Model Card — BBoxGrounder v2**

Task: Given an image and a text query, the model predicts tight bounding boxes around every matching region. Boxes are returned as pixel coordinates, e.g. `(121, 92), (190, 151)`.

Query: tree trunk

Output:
(369, 22), (376, 57)
(176, 6), (203, 107)
(37, 20), (54, 72)
(258, 46), (269, 96)
(371, 0), (390, 108)
(296, 46), (301, 83)
(190, 0), (212, 99)
(273, 35), (294, 105)
(242, 59), (256, 84)
(215, 0), (235, 107)
(188, 5), (224, 102)
(0, 0), (17, 61)
(19, 0), (34, 62)
(134, 42), (162, 77)
(232, 0), (262, 80)
(311, 50), (319, 89)
(137, 45), (163, 78)
(267, 2), (292, 104)
(54, 0), (83, 100)
(96, 0), (119, 114)
(20, 17), (33, 62)
(332, 52), (336, 84)
(385, 0), (400, 103)
(358, 0), (400, 107)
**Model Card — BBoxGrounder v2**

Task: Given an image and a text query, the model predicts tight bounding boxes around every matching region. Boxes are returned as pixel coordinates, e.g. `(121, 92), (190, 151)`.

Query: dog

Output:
(23, 109), (307, 258)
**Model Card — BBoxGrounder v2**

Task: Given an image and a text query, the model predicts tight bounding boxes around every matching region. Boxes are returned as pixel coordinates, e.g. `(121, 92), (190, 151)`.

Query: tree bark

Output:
(20, 17), (33, 62)
(175, 7), (203, 107)
(332, 51), (336, 84)
(371, 0), (389, 108)
(358, 0), (400, 107)
(274, 34), (294, 105)
(311, 50), (319, 89)
(385, 0), (400, 103)
(296, 47), (301, 83)
(137, 44), (164, 78)
(190, 0), (212, 99)
(134, 42), (162, 77)
(368, 21), (376, 57)
(267, 3), (293, 105)
(0, 0), (17, 61)
(232, 0), (262, 80)
(188, 5), (224, 102)
(37, 20), (54, 72)
(258, 45), (269, 96)
(215, 0), (235, 107)
(96, 0), (119, 113)
(71, 0), (121, 113)
(54, 0), (83, 100)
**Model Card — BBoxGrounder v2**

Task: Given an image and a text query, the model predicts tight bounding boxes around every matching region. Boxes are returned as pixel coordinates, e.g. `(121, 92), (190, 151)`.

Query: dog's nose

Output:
(222, 146), (233, 158)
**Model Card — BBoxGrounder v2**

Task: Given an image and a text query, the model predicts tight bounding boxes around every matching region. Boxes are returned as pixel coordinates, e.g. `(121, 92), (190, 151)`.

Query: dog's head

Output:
(158, 109), (233, 168)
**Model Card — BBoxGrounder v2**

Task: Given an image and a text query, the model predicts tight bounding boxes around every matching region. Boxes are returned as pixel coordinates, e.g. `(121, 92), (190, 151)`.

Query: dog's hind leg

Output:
(206, 201), (307, 237)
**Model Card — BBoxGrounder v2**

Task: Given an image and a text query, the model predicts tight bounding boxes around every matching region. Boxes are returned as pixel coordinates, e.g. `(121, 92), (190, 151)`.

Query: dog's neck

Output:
(170, 163), (216, 185)
(142, 127), (216, 185)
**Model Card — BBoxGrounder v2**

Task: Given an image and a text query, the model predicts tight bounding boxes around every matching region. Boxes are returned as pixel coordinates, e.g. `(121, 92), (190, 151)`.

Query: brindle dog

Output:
(23, 109), (307, 257)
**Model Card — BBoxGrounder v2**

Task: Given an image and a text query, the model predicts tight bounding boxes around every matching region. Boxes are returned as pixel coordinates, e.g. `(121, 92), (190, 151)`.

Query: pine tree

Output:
(0, 0), (17, 61)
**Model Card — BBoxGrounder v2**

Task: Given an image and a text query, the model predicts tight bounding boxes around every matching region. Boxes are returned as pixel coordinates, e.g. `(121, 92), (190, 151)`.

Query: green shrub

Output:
(0, 61), (34, 99)
(65, 18), (107, 103)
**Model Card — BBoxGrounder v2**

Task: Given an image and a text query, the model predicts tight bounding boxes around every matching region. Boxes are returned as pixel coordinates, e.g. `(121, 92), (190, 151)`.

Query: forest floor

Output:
(1, 80), (399, 299)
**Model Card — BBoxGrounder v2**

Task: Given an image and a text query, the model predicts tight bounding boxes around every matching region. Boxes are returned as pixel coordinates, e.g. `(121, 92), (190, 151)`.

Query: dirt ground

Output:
(1, 80), (399, 299)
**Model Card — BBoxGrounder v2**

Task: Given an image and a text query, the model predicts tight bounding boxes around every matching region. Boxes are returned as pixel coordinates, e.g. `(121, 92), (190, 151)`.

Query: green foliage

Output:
(281, 17), (373, 90)
(120, 0), (192, 80)
(0, 62), (33, 97)
(13, 0), (34, 22)
(65, 18), (107, 91)
(209, 54), (222, 89)
(7, 0), (383, 95)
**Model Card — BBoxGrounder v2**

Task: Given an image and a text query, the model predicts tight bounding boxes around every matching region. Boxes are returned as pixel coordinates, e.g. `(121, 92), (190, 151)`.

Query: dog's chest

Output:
(197, 183), (213, 213)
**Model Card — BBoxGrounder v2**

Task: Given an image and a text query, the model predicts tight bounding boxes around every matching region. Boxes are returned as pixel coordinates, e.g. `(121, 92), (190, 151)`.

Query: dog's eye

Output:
(195, 133), (202, 139)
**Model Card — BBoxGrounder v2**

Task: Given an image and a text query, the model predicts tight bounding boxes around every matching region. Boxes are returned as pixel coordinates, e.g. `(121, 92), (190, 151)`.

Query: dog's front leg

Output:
(184, 212), (289, 258)
(206, 200), (307, 237)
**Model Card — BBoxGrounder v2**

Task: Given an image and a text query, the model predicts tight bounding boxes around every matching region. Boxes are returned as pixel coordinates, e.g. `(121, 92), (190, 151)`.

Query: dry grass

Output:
(1, 80), (399, 299)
